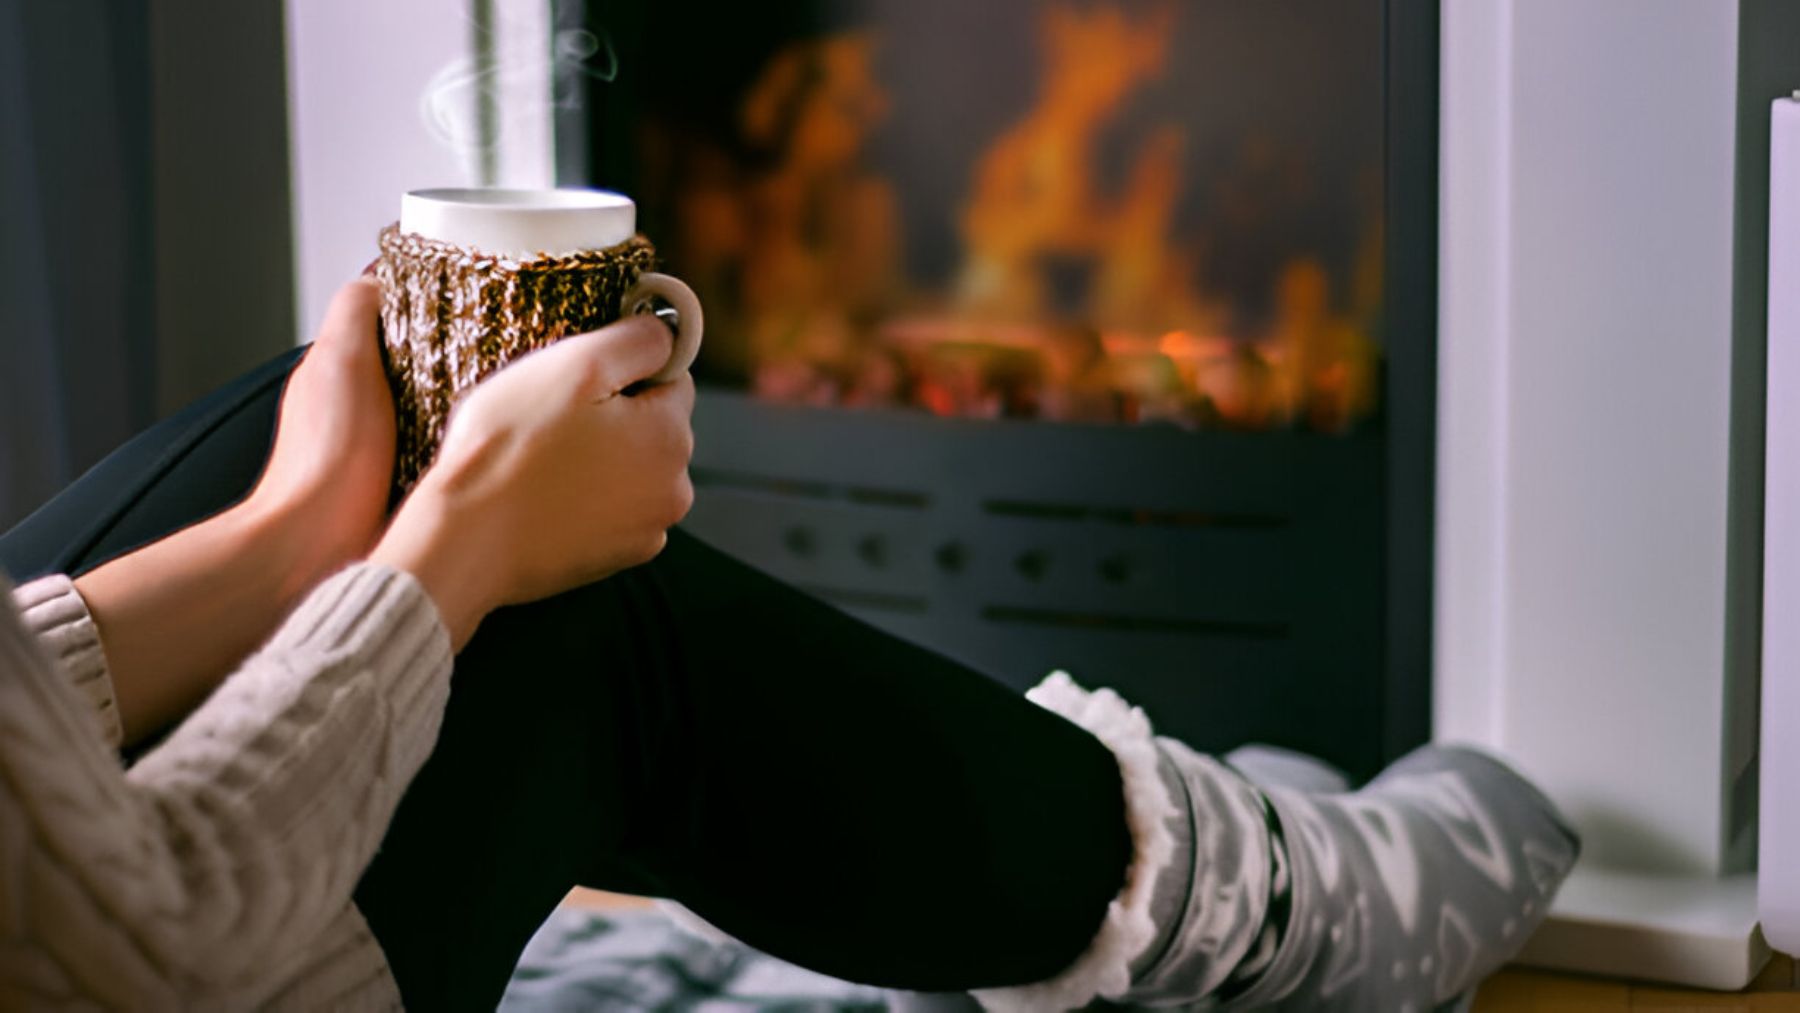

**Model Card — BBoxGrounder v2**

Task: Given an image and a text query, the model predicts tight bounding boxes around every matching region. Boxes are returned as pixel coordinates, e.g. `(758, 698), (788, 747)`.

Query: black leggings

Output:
(0, 350), (1131, 1011)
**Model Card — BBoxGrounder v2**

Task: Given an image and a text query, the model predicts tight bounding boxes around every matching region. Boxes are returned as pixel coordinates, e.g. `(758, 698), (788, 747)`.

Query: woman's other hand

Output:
(74, 278), (397, 744)
(373, 316), (696, 648)
(242, 277), (396, 602)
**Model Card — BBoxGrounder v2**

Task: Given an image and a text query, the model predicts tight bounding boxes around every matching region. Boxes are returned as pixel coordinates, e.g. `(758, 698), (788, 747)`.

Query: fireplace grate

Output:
(682, 389), (1389, 777)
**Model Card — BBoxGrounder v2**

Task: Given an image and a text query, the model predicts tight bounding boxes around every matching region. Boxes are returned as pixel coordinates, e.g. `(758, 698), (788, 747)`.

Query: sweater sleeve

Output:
(11, 574), (124, 750)
(0, 563), (452, 1009)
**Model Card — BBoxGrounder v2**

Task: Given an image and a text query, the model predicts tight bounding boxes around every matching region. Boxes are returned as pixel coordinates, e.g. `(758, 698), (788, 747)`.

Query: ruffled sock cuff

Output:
(972, 671), (1180, 1012)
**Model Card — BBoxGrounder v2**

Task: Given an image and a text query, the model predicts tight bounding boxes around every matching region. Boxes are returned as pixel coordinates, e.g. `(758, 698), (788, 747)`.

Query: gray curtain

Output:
(0, 0), (295, 533)
(0, 0), (157, 531)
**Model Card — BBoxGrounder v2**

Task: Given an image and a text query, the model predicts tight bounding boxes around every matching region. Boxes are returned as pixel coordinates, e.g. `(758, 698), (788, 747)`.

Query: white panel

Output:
(1437, 0), (1740, 877)
(1435, 0), (1514, 750)
(1761, 95), (1800, 956)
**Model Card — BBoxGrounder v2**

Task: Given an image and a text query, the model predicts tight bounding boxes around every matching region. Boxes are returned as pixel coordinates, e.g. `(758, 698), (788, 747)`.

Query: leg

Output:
(1014, 676), (1581, 1013)
(551, 530), (1131, 993)
(0, 348), (299, 582)
(362, 530), (1131, 1006)
(1, 352), (1132, 1010)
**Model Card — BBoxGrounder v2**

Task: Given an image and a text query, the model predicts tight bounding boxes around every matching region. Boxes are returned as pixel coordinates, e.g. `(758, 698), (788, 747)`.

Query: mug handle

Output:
(620, 272), (704, 384)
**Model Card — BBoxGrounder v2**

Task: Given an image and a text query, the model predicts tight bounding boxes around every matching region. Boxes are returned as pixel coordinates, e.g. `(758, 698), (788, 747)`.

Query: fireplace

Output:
(560, 0), (1438, 780)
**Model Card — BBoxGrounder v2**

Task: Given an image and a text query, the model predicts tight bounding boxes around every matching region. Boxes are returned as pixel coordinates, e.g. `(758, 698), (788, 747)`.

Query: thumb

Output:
(556, 315), (677, 397)
(312, 277), (384, 365)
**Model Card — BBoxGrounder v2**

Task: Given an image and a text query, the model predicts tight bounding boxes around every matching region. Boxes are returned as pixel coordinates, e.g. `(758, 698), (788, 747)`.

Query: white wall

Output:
(286, 1), (475, 342)
(285, 0), (553, 344)
(1436, 0), (1743, 877)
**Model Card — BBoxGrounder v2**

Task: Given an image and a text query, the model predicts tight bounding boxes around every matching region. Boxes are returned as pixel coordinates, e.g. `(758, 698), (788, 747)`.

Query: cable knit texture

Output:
(12, 575), (122, 750)
(0, 563), (452, 1011)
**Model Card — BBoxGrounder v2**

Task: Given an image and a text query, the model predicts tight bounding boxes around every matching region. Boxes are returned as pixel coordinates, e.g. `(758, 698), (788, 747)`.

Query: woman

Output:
(1, 279), (1578, 1010)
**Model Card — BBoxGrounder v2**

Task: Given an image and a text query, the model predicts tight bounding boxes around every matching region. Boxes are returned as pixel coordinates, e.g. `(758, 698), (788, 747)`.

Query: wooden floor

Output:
(564, 890), (1800, 1009)
(1475, 955), (1799, 1011)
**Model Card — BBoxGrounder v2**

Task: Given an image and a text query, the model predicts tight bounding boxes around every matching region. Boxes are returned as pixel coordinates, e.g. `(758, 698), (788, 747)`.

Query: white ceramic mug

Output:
(398, 187), (703, 383)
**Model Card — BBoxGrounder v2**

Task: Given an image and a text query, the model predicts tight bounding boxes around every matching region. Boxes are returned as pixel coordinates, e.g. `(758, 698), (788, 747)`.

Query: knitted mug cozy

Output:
(375, 224), (659, 495)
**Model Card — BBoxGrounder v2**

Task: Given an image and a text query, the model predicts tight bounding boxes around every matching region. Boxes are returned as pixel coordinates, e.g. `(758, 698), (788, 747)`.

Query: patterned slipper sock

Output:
(982, 674), (1580, 1012)
(1204, 744), (1342, 1003)
(1209, 744), (1581, 1011)
(1224, 744), (1352, 796)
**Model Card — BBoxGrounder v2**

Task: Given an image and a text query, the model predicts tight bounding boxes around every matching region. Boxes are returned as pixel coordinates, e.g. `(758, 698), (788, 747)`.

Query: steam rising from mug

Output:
(419, 1), (617, 183)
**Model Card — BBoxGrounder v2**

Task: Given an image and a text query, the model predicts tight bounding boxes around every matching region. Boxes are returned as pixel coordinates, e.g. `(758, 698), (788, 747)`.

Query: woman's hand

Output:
(241, 277), (396, 601)
(372, 316), (696, 648)
(75, 278), (396, 745)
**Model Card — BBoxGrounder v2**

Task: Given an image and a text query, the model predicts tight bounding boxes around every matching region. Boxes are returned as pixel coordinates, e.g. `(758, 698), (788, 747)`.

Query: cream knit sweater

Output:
(0, 563), (453, 1011)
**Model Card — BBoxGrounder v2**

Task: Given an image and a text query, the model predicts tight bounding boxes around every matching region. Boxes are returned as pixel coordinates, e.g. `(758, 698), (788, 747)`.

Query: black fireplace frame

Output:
(557, 0), (1440, 779)
(1380, 0), (1439, 766)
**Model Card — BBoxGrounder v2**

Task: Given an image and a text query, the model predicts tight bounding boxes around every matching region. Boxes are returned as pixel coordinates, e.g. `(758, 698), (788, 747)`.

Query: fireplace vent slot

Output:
(846, 487), (931, 510)
(983, 499), (1289, 531)
(691, 468), (832, 501)
(693, 467), (931, 511)
(802, 585), (931, 614)
(981, 605), (1288, 640)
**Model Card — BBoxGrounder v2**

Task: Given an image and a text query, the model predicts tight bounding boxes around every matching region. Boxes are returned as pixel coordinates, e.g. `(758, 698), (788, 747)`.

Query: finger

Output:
(622, 370), (696, 422)
(315, 277), (383, 361)
(669, 371), (697, 419)
(625, 372), (697, 459)
(553, 315), (677, 397)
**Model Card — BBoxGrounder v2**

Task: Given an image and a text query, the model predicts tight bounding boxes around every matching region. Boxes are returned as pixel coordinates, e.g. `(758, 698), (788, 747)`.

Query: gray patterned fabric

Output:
(1130, 741), (1580, 1012)
(502, 909), (883, 1012)
(1121, 741), (1275, 1004)
(1222, 745), (1352, 797)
